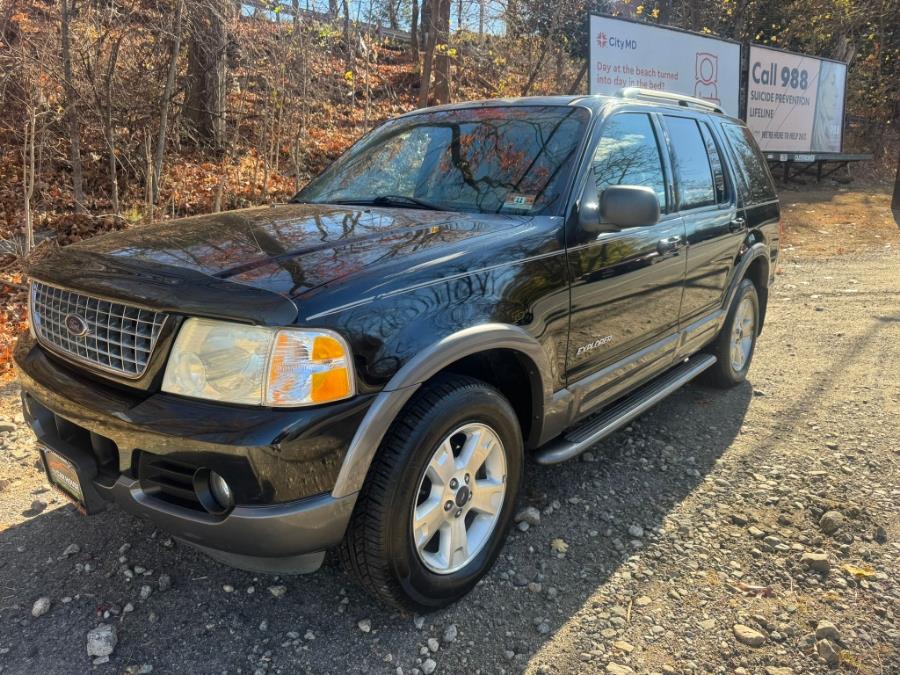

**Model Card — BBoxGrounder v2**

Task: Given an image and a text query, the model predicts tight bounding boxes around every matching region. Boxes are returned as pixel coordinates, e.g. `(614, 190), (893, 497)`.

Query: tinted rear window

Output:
(722, 123), (777, 203)
(664, 116), (716, 210)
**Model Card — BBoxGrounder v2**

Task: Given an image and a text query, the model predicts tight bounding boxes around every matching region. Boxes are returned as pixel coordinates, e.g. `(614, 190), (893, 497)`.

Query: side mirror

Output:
(599, 185), (660, 230)
(578, 183), (661, 234)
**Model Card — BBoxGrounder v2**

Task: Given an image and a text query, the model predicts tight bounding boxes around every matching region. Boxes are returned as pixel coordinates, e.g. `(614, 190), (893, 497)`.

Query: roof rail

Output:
(615, 87), (723, 114)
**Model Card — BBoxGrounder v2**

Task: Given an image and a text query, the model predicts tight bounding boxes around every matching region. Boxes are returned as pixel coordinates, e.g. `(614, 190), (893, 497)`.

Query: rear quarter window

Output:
(721, 123), (777, 204)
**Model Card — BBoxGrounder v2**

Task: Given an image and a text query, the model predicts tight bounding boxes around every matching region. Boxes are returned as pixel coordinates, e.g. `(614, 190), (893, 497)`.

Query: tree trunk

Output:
(892, 150), (900, 212)
(567, 59), (588, 95)
(104, 40), (121, 218)
(23, 108), (37, 254)
(418, 0), (437, 107)
(520, 44), (549, 96)
(432, 0), (450, 104)
(153, 0), (185, 205)
(409, 0), (419, 68)
(60, 0), (85, 213)
(387, 0), (398, 30)
(185, 1), (229, 149)
(478, 0), (484, 40)
(329, 0), (338, 19)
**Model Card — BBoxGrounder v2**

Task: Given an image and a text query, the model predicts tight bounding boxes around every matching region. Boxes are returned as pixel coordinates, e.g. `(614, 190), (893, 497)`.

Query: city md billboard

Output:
(589, 15), (742, 117)
(746, 44), (847, 153)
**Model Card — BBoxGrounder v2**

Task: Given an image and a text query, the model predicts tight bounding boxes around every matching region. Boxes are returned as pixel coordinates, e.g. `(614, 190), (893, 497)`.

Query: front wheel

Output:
(704, 277), (759, 388)
(340, 374), (523, 610)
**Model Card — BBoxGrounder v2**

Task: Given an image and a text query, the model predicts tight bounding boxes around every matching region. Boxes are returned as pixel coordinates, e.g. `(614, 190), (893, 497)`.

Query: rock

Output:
(816, 639), (839, 667)
(800, 552), (830, 573)
(635, 595), (651, 607)
(157, 574), (171, 592)
(139, 585), (152, 600)
(731, 513), (749, 526)
(358, 619), (372, 633)
(819, 511), (845, 535)
(28, 500), (47, 515)
(606, 664), (635, 674)
(222, 585), (234, 593)
(421, 658), (437, 674)
(815, 620), (841, 643)
(627, 525), (644, 538)
(442, 624), (458, 643)
(427, 637), (439, 652)
(765, 668), (793, 675)
(0, 421), (15, 433)
(515, 506), (541, 526)
(86, 624), (117, 658)
(31, 597), (51, 618)
(414, 615), (425, 630)
(268, 585), (287, 598)
(748, 525), (765, 538)
(733, 624), (766, 647)
(874, 526), (887, 543)
(612, 640), (634, 653)
(698, 619), (716, 631)
(61, 544), (80, 558)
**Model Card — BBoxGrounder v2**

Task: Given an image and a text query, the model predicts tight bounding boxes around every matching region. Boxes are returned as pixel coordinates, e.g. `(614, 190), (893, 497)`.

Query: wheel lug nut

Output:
(449, 478), (458, 489)
(455, 509), (462, 518)
(464, 474), (470, 484)
(444, 500), (453, 511)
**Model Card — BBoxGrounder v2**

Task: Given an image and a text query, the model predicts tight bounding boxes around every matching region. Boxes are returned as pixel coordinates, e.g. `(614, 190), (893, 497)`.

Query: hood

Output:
(27, 204), (534, 324)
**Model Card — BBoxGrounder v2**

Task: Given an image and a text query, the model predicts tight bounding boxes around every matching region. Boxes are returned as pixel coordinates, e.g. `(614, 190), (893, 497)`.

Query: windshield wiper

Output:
(333, 195), (444, 211)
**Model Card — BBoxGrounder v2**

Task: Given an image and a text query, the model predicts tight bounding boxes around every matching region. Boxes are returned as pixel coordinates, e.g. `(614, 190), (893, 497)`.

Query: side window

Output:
(663, 115), (716, 210)
(699, 122), (728, 204)
(722, 123), (777, 203)
(591, 113), (666, 211)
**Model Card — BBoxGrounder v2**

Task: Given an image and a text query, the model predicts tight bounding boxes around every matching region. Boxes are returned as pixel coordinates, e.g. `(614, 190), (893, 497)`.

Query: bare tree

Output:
(432, 0), (451, 104)
(61, 0), (85, 213)
(152, 0), (185, 206)
(185, 1), (231, 149)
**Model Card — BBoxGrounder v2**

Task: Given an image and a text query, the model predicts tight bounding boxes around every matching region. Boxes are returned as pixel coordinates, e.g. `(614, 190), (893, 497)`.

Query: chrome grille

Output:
(30, 281), (166, 378)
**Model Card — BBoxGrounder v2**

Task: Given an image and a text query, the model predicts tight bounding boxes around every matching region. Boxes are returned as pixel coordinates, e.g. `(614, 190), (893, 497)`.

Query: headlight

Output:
(161, 318), (354, 406)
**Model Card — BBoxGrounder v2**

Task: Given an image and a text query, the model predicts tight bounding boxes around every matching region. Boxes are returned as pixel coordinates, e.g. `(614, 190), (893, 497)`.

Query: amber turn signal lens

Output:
(312, 335), (347, 361)
(311, 367), (351, 403)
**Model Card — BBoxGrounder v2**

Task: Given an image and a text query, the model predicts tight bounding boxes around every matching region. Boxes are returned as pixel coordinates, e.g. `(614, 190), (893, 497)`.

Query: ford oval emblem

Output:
(64, 313), (90, 337)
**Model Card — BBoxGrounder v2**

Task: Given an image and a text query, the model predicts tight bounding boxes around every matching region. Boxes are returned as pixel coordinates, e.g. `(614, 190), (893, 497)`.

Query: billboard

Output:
(589, 15), (742, 117)
(747, 44), (847, 153)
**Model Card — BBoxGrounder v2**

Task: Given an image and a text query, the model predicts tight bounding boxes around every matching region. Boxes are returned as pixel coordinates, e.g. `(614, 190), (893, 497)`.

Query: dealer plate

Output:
(40, 446), (85, 507)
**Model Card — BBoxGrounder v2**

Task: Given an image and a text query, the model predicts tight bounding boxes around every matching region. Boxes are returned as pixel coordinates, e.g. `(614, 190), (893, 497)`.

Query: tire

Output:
(339, 374), (523, 610)
(704, 277), (760, 388)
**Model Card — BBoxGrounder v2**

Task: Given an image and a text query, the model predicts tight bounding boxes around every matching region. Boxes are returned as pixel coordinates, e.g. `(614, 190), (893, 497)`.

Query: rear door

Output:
(565, 111), (686, 388)
(660, 114), (744, 324)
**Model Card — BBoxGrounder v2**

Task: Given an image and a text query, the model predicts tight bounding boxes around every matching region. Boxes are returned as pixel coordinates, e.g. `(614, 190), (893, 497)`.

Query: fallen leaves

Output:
(550, 538), (569, 554)
(841, 564), (876, 579)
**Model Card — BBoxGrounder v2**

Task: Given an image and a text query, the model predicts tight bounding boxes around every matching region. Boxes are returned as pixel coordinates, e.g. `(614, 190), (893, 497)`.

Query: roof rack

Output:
(615, 87), (723, 114)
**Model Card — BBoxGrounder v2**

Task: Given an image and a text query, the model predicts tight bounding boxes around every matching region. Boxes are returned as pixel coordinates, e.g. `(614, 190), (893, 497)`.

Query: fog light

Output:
(209, 471), (234, 510)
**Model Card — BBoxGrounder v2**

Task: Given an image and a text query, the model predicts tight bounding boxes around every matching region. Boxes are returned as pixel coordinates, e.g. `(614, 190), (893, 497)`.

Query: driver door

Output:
(565, 111), (686, 405)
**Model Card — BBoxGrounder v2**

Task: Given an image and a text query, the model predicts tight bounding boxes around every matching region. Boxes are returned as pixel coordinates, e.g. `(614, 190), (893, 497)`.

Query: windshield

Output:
(294, 105), (590, 216)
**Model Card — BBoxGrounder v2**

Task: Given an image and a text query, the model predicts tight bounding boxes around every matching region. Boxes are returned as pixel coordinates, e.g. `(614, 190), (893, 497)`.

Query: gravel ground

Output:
(0, 244), (898, 674)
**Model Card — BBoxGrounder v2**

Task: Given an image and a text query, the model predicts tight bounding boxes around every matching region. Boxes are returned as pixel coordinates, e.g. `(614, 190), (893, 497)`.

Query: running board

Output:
(534, 354), (717, 465)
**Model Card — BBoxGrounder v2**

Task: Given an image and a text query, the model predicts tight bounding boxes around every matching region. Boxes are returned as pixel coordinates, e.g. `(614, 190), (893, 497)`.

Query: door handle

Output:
(729, 217), (746, 233)
(656, 235), (684, 257)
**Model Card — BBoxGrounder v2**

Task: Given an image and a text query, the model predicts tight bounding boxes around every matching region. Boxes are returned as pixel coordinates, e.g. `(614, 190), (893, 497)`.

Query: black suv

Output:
(16, 89), (779, 609)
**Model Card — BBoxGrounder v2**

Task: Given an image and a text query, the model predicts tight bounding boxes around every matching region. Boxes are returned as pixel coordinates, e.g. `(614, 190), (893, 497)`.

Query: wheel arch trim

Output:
(724, 242), (769, 312)
(331, 324), (553, 498)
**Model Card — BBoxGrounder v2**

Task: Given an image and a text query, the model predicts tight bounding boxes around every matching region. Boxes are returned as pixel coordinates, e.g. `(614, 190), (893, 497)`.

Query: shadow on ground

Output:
(0, 377), (757, 674)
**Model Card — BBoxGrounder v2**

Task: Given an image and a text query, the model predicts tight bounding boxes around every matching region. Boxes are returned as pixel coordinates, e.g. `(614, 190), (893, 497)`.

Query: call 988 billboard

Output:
(747, 44), (847, 153)
(589, 15), (741, 117)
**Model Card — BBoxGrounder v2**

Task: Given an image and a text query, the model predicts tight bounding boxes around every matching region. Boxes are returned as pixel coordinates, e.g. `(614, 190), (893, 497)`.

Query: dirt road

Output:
(1, 242), (898, 673)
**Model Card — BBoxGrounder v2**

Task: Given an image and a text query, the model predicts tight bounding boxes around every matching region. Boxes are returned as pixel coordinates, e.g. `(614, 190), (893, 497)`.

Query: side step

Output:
(534, 354), (717, 465)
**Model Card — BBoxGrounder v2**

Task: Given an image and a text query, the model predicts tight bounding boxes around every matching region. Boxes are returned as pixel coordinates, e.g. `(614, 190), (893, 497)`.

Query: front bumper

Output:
(15, 336), (371, 572)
